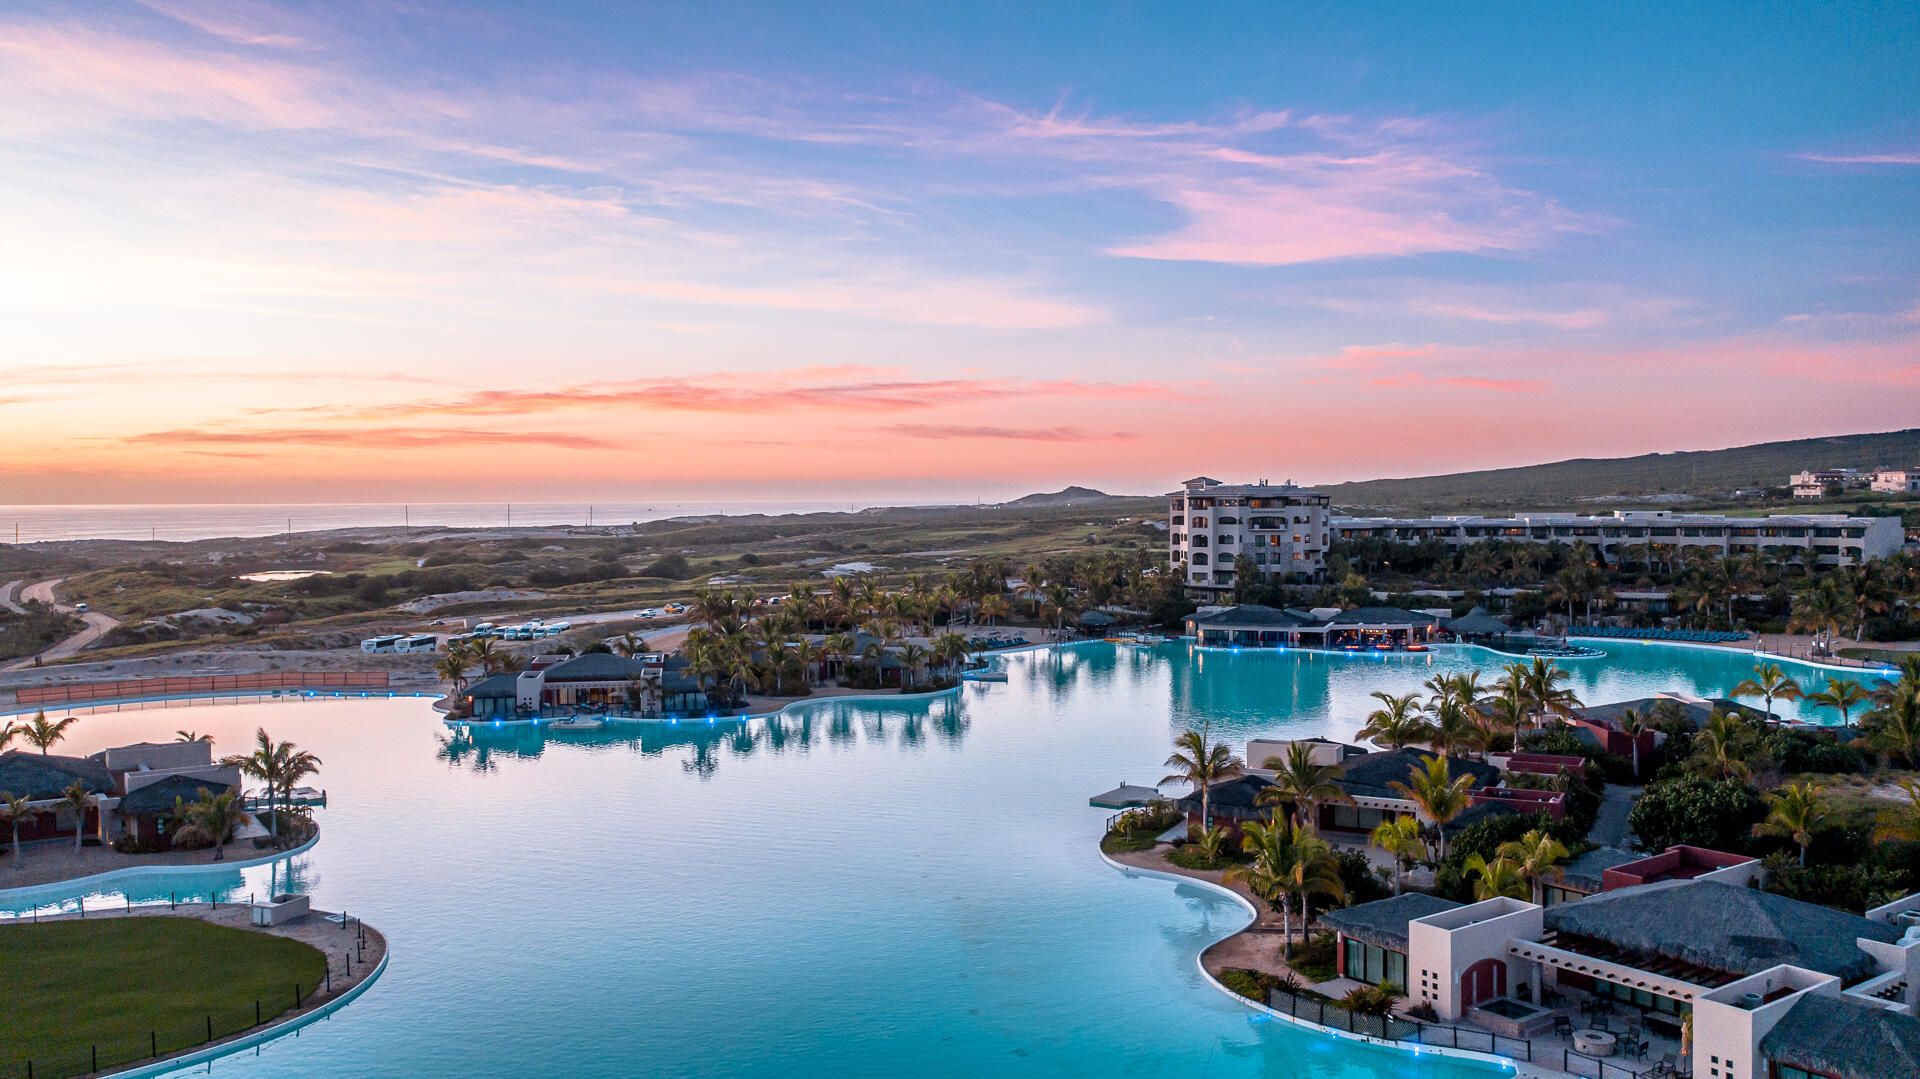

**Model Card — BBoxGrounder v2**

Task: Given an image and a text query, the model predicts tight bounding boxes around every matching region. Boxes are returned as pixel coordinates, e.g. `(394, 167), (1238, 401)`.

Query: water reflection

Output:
(435, 694), (972, 779)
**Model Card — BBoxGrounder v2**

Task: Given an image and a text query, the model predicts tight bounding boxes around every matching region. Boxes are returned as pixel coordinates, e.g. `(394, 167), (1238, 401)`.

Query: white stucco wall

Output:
(1406, 897), (1543, 1022)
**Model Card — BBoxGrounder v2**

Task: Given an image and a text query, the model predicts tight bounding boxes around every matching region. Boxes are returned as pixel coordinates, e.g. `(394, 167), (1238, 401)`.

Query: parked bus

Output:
(396, 634), (439, 653)
(360, 634), (406, 653)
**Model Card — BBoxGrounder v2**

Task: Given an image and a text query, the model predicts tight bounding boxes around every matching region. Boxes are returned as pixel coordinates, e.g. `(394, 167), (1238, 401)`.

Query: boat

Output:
(963, 669), (1008, 683)
(1107, 631), (1168, 645)
(546, 716), (606, 731)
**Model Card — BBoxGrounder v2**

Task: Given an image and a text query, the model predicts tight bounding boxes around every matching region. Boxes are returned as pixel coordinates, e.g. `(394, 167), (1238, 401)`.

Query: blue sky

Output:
(0, 1), (1915, 501)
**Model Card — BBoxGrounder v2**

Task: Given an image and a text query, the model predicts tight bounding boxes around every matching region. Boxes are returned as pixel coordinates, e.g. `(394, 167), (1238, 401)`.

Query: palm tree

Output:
(466, 637), (502, 674)
(167, 790), (226, 857)
(898, 642), (931, 690)
(1357, 691), (1431, 749)
(1425, 696), (1486, 759)
(1519, 657), (1581, 730)
(977, 593), (1010, 627)
(1495, 829), (1570, 904)
(1753, 782), (1828, 866)
(1369, 815), (1426, 896)
(224, 728), (285, 839)
(1388, 754), (1477, 859)
(1872, 778), (1920, 844)
(58, 780), (93, 851)
(174, 730), (212, 743)
(612, 632), (646, 658)
(276, 742), (323, 830)
(1227, 817), (1343, 960)
(1258, 743), (1351, 827)
(1484, 680), (1529, 753)
(1864, 686), (1920, 768)
(0, 793), (37, 865)
(435, 651), (471, 692)
(1732, 662), (1803, 723)
(1616, 707), (1649, 780)
(1808, 680), (1870, 728)
(1163, 727), (1244, 832)
(1463, 854), (1530, 901)
(1695, 711), (1753, 780)
(16, 712), (77, 755)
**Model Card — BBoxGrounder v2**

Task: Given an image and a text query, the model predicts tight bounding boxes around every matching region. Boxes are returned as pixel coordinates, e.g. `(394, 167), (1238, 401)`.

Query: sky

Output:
(1, 1), (1917, 504)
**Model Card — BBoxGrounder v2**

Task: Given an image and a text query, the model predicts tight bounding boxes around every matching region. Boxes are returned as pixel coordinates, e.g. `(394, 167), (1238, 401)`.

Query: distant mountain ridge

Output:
(1004, 486), (1119, 507)
(1320, 427), (1920, 513)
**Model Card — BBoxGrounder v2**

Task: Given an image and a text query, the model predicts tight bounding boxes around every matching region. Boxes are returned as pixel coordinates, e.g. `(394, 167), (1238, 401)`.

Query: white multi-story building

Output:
(1169, 476), (1329, 597)
(1873, 468), (1920, 495)
(1790, 468), (1869, 499)
(1331, 509), (1904, 568)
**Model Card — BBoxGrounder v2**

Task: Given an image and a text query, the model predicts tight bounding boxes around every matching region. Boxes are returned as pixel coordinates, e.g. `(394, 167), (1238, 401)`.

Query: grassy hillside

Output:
(1322, 427), (1920, 513)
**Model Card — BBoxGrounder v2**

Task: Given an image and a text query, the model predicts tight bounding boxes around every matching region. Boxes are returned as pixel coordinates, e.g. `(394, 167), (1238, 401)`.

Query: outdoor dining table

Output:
(1573, 1029), (1618, 1057)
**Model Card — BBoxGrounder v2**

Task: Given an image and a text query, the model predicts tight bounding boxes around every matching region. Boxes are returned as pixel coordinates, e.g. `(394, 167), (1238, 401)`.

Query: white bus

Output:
(396, 634), (439, 653)
(360, 634), (406, 654)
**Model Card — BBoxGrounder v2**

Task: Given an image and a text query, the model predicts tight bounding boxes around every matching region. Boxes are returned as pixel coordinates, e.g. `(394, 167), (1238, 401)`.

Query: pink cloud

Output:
(126, 426), (618, 450)
(884, 425), (1133, 442)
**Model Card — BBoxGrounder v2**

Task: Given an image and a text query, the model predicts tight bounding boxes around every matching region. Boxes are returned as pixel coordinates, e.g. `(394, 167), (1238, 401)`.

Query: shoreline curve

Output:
(1096, 846), (1524, 1077)
(0, 829), (321, 908)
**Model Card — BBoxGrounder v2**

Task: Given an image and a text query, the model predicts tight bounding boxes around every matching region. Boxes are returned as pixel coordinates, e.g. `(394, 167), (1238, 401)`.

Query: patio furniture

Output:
(1552, 1015), (1574, 1038)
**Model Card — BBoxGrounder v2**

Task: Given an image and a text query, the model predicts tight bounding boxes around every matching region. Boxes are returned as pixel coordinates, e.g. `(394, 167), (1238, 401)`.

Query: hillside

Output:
(1003, 486), (1118, 507)
(1321, 427), (1920, 513)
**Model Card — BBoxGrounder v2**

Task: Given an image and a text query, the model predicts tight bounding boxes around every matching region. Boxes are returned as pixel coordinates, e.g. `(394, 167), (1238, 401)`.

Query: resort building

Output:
(1790, 468), (1870, 499)
(1873, 467), (1920, 494)
(1320, 874), (1920, 1079)
(0, 738), (243, 847)
(1184, 604), (1440, 650)
(1331, 509), (1905, 567)
(0, 749), (113, 844)
(1189, 744), (1562, 837)
(1169, 477), (1330, 598)
(463, 652), (708, 720)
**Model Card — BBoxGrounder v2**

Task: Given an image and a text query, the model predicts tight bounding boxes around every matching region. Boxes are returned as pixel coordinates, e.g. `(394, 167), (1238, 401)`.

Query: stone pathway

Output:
(1589, 784), (1639, 849)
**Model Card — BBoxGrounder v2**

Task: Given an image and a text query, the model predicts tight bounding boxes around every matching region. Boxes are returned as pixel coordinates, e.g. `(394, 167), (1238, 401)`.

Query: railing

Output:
(1562, 1047), (1679, 1078)
(1265, 988), (1531, 1062)
(14, 671), (390, 707)
(8, 907), (373, 1079)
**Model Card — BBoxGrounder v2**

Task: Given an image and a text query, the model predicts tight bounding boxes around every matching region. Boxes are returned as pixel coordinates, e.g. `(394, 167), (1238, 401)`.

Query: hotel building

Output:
(1873, 468), (1920, 495)
(1330, 510), (1904, 568)
(1168, 477), (1332, 596)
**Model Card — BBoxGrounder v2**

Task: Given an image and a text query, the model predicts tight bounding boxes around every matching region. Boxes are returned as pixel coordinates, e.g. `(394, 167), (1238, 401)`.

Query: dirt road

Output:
(0, 577), (122, 671)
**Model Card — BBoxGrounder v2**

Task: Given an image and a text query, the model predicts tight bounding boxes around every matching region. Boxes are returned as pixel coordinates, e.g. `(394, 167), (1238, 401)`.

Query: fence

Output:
(1265, 988), (1532, 1062)
(8, 909), (373, 1079)
(1562, 1048), (1674, 1078)
(13, 671), (390, 707)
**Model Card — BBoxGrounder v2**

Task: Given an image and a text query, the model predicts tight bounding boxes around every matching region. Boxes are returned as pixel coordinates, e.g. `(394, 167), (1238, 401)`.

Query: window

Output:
(1191, 517), (1208, 528)
(1192, 553), (1209, 565)
(1217, 516), (1239, 525)
(1341, 938), (1408, 990)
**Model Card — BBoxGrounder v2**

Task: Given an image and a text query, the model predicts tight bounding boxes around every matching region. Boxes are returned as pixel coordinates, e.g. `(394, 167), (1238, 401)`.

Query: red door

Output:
(1460, 958), (1507, 1009)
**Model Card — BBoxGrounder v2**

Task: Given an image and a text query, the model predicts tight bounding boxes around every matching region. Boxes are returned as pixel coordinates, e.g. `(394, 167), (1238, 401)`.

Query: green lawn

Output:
(0, 917), (329, 1078)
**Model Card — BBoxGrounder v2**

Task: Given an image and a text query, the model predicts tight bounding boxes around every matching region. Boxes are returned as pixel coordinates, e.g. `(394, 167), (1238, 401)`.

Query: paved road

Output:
(0, 577), (122, 671)
(0, 579), (24, 615)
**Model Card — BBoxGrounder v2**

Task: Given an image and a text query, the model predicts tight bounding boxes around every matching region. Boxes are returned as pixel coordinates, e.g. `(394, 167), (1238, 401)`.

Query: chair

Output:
(1592, 1015), (1610, 1033)
(1553, 1015), (1574, 1038)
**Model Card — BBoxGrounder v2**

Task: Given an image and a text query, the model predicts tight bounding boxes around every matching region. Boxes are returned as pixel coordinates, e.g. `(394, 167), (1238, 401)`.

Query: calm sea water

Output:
(2, 643), (1890, 1077)
(0, 501), (936, 544)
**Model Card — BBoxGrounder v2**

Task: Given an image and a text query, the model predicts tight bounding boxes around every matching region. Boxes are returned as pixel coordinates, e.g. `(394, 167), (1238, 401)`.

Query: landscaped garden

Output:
(0, 917), (329, 1079)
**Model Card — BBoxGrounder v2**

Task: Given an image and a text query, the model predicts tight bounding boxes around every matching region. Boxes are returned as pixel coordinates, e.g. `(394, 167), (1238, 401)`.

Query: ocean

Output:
(0, 501), (928, 544)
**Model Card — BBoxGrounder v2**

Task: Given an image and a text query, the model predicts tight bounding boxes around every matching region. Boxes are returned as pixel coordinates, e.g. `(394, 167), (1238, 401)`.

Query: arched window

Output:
(1192, 553), (1209, 565)
(1217, 515), (1239, 525)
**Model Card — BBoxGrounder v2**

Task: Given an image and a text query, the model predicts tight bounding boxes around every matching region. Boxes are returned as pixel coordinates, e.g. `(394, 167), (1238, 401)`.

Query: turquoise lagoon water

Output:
(3, 642), (1889, 1078)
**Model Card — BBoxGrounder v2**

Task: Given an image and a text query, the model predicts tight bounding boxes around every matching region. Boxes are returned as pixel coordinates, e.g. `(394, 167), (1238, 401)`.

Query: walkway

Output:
(0, 831), (302, 890)
(1589, 784), (1638, 850)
